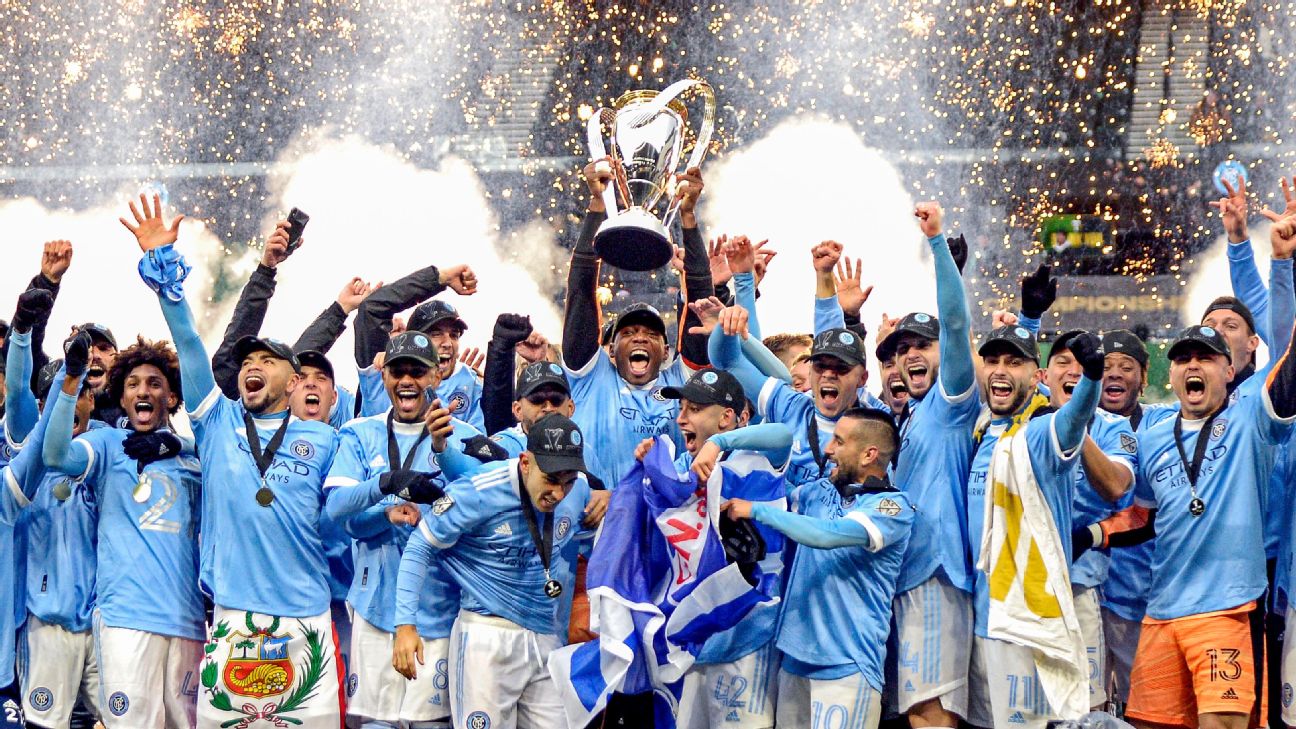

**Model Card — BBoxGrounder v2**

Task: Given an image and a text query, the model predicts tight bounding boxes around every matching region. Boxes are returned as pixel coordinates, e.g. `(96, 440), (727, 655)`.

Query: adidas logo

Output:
(1222, 688), (1239, 700)
(1008, 711), (1027, 724)
(904, 680), (915, 692)
(494, 523), (513, 536)
(725, 710), (739, 722)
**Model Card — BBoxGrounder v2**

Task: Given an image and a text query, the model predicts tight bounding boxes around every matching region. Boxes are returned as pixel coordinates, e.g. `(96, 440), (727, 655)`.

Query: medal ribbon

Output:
(1173, 406), (1223, 515)
(242, 411), (292, 481)
(516, 463), (555, 584)
(386, 411), (431, 473)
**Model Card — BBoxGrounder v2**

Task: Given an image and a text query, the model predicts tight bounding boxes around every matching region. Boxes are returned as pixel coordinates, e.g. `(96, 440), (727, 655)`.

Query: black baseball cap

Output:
(408, 300), (467, 334)
(661, 368), (745, 409)
(811, 328), (867, 368)
(878, 312), (941, 358)
(1047, 330), (1088, 364)
(613, 302), (667, 338)
(1167, 325), (1231, 361)
(1202, 296), (1256, 334)
(978, 325), (1039, 361)
(234, 335), (302, 373)
(526, 413), (588, 474)
(1102, 329), (1149, 368)
(295, 350), (335, 380)
(516, 362), (570, 399)
(36, 358), (62, 400)
(78, 323), (117, 350)
(384, 331), (438, 369)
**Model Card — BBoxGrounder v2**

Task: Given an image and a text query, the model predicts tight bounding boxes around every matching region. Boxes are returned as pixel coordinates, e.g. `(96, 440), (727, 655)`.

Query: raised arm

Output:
(42, 340), (92, 477)
(916, 202), (975, 396)
(482, 314), (533, 435)
(20, 241), (72, 376)
(703, 304), (771, 399)
(1053, 334), (1103, 452)
(746, 501), (872, 549)
(354, 264), (474, 369)
(294, 277), (373, 355)
(675, 166), (713, 369)
(1263, 193), (1296, 358)
(212, 253), (280, 398)
(811, 241), (846, 335)
(561, 160), (612, 371)
(1265, 217), (1296, 419)
(120, 194), (218, 406)
(1213, 179), (1273, 344)
(4, 289), (52, 443)
(708, 422), (794, 468)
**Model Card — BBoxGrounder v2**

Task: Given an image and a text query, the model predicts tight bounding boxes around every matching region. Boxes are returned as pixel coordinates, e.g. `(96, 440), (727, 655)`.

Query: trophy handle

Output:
(655, 79), (716, 232)
(586, 109), (620, 215)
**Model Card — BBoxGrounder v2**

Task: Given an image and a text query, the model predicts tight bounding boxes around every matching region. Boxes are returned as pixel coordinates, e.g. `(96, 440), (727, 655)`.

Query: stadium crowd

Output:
(2, 160), (1296, 729)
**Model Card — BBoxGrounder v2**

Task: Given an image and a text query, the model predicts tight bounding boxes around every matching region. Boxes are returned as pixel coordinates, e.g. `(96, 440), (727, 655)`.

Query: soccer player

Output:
(762, 334), (813, 372)
(723, 408), (913, 729)
(1039, 330), (1138, 711)
(874, 342), (908, 416)
(1126, 317), (1296, 729)
(10, 332), (101, 729)
(561, 158), (711, 489)
(352, 262), (479, 425)
(645, 366), (792, 729)
(123, 193), (346, 727)
(393, 413), (598, 729)
(709, 301), (876, 488)
(44, 336), (203, 729)
(965, 325), (1104, 728)
(876, 201), (981, 729)
(323, 332), (480, 728)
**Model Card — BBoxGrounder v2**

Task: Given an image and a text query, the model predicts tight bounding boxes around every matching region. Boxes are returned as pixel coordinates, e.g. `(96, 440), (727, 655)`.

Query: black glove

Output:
(123, 430), (183, 466)
(379, 469), (446, 505)
(492, 314), (533, 348)
(1020, 264), (1058, 319)
(947, 233), (969, 274)
(1068, 331), (1105, 381)
(12, 289), (53, 335)
(718, 512), (766, 586)
(1071, 523), (1102, 562)
(462, 435), (508, 463)
(63, 331), (93, 378)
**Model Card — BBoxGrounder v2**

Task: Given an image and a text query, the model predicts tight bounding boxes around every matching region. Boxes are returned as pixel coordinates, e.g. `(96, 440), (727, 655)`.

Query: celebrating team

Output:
(1, 161), (1296, 729)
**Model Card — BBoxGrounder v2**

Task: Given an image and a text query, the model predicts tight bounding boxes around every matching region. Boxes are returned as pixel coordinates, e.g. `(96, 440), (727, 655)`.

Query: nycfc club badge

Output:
(1189, 497), (1206, 517)
(256, 486), (275, 507)
(544, 579), (563, 599)
(132, 473), (153, 503)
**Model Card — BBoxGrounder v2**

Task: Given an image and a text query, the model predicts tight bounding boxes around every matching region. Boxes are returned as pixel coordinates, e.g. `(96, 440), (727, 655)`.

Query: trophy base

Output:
(594, 209), (674, 271)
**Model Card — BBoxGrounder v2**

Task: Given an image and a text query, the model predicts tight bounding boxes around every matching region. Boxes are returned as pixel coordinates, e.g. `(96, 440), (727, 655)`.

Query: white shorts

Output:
(347, 611), (450, 725)
(1073, 585), (1107, 709)
(19, 614), (100, 727)
(676, 640), (779, 728)
(197, 605), (344, 729)
(889, 573), (972, 717)
(967, 635), (1058, 729)
(92, 612), (201, 729)
(448, 610), (564, 729)
(774, 669), (881, 729)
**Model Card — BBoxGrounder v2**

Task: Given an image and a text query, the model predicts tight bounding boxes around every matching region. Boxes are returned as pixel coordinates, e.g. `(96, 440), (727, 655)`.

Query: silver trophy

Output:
(586, 78), (717, 271)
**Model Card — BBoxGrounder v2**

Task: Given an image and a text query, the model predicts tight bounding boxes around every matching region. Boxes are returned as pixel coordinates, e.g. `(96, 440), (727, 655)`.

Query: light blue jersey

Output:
(0, 477), (23, 688)
(1134, 387), (1292, 620)
(399, 459), (592, 636)
(1070, 411), (1138, 589)
(66, 425), (204, 639)
(324, 413), (475, 638)
(892, 379), (980, 593)
(329, 386), (357, 430)
(190, 391), (339, 617)
(755, 378), (837, 488)
(757, 479), (912, 690)
(565, 352), (688, 489)
(358, 362), (484, 431)
(969, 415), (1083, 637)
(22, 424), (104, 634)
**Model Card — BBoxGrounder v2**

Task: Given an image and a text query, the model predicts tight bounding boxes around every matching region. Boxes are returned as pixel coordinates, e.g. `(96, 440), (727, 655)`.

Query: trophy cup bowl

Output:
(586, 79), (716, 271)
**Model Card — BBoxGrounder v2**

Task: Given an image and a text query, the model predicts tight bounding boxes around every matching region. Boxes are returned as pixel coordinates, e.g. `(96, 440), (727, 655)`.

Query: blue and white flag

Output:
(547, 436), (782, 729)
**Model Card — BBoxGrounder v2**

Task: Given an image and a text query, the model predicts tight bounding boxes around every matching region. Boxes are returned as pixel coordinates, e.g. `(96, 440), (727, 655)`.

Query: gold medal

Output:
(255, 486), (275, 507)
(132, 472), (153, 503)
(52, 481), (72, 502)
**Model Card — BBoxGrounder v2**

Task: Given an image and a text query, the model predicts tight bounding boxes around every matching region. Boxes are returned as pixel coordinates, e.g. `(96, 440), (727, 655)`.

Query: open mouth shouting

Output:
(904, 363), (929, 390)
(1102, 382), (1128, 406)
(888, 377), (907, 398)
(681, 427), (698, 453)
(86, 365), (106, 383)
(987, 378), (1015, 406)
(818, 383), (841, 409)
(627, 348), (651, 378)
(242, 372), (266, 394)
(1061, 380), (1077, 396)
(132, 399), (157, 427)
(438, 353), (454, 373)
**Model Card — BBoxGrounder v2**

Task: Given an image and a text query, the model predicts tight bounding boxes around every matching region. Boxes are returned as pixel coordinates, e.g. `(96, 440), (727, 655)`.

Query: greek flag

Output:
(547, 436), (782, 729)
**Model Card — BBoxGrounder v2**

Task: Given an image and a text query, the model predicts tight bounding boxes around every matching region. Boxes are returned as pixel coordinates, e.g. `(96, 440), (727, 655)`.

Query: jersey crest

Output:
(876, 498), (902, 517)
(290, 439), (315, 460)
(432, 494), (455, 515)
(556, 516), (572, 540)
(1119, 433), (1137, 454)
(1211, 419), (1228, 440)
(447, 391), (469, 414)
